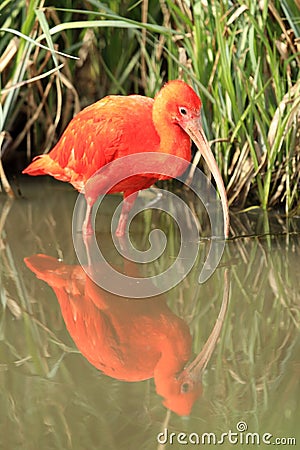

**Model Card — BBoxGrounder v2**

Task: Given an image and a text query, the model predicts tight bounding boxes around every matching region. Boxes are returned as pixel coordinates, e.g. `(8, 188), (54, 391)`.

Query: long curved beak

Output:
(183, 118), (230, 238)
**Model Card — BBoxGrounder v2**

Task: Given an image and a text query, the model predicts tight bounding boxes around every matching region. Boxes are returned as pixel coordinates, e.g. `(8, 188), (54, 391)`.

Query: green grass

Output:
(0, 0), (299, 214)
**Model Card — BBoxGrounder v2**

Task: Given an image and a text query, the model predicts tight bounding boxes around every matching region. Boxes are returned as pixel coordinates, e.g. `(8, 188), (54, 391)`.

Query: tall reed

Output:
(0, 0), (299, 214)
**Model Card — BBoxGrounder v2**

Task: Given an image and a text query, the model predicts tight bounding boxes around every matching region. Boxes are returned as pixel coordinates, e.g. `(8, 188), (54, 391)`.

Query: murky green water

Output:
(1, 178), (299, 449)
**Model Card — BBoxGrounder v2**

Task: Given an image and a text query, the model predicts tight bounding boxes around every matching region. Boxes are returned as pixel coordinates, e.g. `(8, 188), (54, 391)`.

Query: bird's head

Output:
(153, 80), (229, 238)
(154, 79), (202, 127)
(155, 366), (203, 417)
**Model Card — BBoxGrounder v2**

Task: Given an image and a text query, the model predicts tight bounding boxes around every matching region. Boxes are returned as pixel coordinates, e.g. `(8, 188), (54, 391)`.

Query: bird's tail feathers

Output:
(22, 155), (55, 176)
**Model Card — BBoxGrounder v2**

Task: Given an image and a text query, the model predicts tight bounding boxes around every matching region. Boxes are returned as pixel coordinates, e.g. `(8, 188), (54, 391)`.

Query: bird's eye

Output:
(181, 381), (192, 393)
(179, 107), (187, 116)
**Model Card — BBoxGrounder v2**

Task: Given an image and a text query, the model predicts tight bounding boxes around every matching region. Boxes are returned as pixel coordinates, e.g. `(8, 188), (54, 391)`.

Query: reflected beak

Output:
(183, 118), (230, 238)
(182, 269), (230, 381)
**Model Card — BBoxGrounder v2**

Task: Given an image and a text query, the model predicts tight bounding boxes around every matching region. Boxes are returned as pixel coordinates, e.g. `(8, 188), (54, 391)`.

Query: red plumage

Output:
(23, 96), (157, 191)
(23, 80), (229, 237)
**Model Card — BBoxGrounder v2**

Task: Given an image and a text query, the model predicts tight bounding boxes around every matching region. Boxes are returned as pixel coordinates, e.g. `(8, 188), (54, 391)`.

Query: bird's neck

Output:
(158, 123), (192, 161)
(153, 333), (191, 384)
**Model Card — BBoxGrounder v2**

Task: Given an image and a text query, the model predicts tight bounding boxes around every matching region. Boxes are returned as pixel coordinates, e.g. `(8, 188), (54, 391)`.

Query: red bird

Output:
(23, 80), (229, 237)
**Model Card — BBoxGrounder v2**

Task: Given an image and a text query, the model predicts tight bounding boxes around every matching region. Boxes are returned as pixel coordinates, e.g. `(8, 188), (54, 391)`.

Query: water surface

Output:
(0, 177), (299, 449)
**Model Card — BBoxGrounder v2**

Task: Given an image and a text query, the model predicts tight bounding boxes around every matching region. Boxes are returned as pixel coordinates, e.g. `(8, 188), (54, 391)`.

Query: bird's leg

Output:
(83, 202), (94, 236)
(115, 192), (138, 237)
(82, 201), (98, 271)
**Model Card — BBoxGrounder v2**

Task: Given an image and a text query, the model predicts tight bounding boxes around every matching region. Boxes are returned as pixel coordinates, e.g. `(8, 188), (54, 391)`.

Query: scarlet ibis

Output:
(24, 254), (229, 416)
(23, 80), (229, 237)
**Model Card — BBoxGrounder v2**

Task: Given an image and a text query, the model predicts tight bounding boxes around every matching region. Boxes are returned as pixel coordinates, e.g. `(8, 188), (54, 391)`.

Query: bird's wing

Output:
(48, 95), (158, 185)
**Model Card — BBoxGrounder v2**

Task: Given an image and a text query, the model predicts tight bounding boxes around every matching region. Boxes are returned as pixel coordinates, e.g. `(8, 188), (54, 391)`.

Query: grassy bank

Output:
(0, 0), (299, 214)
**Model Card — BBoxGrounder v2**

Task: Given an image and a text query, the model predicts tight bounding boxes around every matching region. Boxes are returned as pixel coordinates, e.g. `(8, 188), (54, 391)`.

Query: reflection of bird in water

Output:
(24, 254), (229, 416)
(22, 80), (229, 237)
